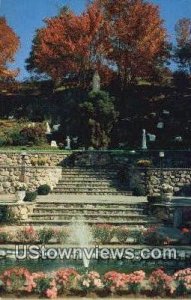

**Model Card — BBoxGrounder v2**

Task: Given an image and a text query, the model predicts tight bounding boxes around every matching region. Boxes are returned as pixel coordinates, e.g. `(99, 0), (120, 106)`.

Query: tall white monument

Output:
(142, 129), (147, 150)
(92, 71), (101, 92)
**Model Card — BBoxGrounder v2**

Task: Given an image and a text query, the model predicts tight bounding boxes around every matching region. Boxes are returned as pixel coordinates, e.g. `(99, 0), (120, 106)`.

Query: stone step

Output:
(33, 207), (144, 212)
(62, 168), (118, 172)
(59, 176), (116, 184)
(60, 175), (117, 180)
(36, 199), (147, 206)
(21, 219), (159, 225)
(56, 181), (117, 187)
(29, 212), (147, 218)
(52, 191), (132, 195)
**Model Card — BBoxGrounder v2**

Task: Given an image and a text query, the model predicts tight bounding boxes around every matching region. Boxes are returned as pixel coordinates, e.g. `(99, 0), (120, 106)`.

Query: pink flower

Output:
(46, 287), (58, 299)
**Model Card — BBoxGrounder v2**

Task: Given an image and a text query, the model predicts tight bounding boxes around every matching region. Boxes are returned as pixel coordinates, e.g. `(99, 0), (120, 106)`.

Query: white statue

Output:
(51, 140), (58, 148)
(142, 129), (147, 150)
(157, 122), (164, 129)
(92, 71), (101, 92)
(65, 136), (71, 150)
(46, 122), (51, 134)
(163, 110), (170, 115)
(53, 124), (60, 132)
(147, 133), (156, 142)
(175, 136), (183, 142)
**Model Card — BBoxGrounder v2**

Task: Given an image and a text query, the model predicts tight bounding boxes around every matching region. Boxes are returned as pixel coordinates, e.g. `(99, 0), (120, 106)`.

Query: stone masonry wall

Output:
(0, 152), (70, 167)
(0, 166), (62, 194)
(0, 152), (69, 194)
(146, 168), (191, 195)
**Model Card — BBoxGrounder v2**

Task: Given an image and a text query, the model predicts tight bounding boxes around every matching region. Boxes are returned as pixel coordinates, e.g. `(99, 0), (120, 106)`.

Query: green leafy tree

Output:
(80, 90), (118, 148)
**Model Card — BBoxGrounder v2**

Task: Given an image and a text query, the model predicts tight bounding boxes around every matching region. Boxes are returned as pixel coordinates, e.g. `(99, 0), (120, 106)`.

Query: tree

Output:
(0, 17), (20, 79)
(175, 18), (191, 74)
(26, 2), (110, 86)
(175, 18), (191, 47)
(80, 90), (118, 148)
(100, 0), (168, 87)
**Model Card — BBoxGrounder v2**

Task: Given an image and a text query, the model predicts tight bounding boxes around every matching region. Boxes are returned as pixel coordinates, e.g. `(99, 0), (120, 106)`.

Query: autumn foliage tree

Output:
(0, 17), (20, 80)
(27, 0), (168, 88)
(26, 3), (110, 86)
(101, 0), (168, 87)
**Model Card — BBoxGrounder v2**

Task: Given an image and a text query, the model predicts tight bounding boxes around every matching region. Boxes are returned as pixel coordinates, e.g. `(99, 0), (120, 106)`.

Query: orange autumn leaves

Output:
(0, 17), (20, 79)
(27, 3), (110, 82)
(28, 0), (168, 86)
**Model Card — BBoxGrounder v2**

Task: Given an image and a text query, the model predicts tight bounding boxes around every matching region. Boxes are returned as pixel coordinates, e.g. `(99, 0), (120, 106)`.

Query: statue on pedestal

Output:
(92, 71), (100, 92)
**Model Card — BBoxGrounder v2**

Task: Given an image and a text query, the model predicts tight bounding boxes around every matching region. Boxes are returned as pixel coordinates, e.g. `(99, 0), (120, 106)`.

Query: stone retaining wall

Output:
(0, 166), (62, 194)
(0, 152), (70, 167)
(145, 168), (191, 195)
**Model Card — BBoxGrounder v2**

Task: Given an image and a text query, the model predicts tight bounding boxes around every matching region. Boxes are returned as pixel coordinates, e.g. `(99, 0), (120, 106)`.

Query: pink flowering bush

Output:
(78, 271), (103, 292)
(0, 267), (35, 293)
(16, 226), (38, 243)
(55, 268), (79, 294)
(92, 224), (115, 244)
(1, 267), (191, 298)
(174, 268), (191, 296)
(126, 270), (146, 294)
(104, 271), (128, 292)
(149, 268), (175, 296)
(33, 272), (57, 299)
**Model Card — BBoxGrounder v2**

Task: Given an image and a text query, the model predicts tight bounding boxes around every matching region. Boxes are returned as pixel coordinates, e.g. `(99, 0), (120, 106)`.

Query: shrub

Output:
(33, 273), (57, 298)
(54, 228), (69, 244)
(55, 269), (79, 294)
(78, 271), (103, 292)
(174, 268), (191, 296)
(149, 269), (174, 297)
(0, 231), (9, 243)
(38, 227), (54, 244)
(24, 191), (38, 202)
(104, 271), (128, 292)
(92, 225), (115, 244)
(173, 70), (190, 90)
(133, 184), (146, 196)
(16, 226), (38, 244)
(31, 157), (50, 166)
(9, 131), (28, 146)
(137, 160), (152, 168)
(38, 184), (51, 195)
(20, 125), (46, 145)
(0, 267), (34, 293)
(115, 226), (129, 244)
(126, 270), (145, 294)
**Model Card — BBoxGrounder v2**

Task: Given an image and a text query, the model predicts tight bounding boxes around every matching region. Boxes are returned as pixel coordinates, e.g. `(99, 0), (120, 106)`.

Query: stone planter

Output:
(16, 191), (26, 203)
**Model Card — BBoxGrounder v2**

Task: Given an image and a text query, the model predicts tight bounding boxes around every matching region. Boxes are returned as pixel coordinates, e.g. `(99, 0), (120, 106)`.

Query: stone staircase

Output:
(52, 167), (132, 195)
(21, 167), (159, 227)
(22, 195), (159, 227)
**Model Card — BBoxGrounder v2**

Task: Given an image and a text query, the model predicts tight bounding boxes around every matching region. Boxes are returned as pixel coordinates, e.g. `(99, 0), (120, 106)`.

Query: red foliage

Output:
(0, 17), (20, 79)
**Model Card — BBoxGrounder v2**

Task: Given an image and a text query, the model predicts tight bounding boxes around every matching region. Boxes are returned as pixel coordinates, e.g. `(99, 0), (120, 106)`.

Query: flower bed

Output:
(0, 225), (190, 246)
(0, 267), (191, 298)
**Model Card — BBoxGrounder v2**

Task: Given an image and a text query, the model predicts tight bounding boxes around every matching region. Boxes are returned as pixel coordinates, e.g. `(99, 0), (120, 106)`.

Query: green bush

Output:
(115, 226), (129, 244)
(0, 232), (9, 243)
(55, 228), (69, 244)
(133, 185), (146, 196)
(38, 184), (51, 195)
(38, 227), (54, 244)
(9, 131), (28, 146)
(92, 225), (115, 244)
(24, 191), (38, 202)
